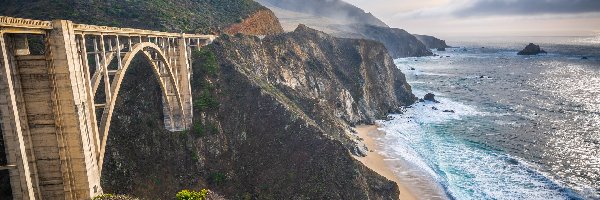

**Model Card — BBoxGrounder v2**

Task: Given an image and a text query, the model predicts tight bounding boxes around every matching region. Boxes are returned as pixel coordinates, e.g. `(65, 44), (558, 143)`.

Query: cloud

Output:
(455, 0), (600, 17)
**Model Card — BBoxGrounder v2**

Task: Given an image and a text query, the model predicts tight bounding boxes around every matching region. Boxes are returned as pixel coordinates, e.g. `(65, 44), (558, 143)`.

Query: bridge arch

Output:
(96, 42), (186, 170)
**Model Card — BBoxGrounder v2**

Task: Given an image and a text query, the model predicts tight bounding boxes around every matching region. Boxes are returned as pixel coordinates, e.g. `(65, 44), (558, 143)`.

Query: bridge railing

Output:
(0, 16), (215, 41)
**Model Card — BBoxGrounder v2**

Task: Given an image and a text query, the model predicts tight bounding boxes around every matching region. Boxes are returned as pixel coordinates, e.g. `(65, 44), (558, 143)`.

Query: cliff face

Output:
(331, 24), (434, 58)
(413, 34), (450, 49)
(101, 25), (414, 199)
(224, 8), (284, 35)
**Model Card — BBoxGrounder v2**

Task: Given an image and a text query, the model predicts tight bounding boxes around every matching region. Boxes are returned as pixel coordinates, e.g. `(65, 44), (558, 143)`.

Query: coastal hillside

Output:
(255, 0), (435, 58)
(0, 0), (281, 35)
(102, 25), (414, 199)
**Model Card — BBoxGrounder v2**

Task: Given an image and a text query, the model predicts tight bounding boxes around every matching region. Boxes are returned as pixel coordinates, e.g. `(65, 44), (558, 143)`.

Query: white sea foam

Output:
(376, 89), (576, 200)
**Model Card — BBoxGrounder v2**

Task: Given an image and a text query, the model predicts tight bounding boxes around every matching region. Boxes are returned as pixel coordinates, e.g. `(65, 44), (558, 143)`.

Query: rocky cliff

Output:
(101, 25), (414, 199)
(413, 34), (450, 49)
(224, 8), (284, 35)
(331, 24), (434, 58)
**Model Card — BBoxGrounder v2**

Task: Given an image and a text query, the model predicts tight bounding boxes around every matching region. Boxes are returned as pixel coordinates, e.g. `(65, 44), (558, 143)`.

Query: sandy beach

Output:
(353, 125), (418, 200)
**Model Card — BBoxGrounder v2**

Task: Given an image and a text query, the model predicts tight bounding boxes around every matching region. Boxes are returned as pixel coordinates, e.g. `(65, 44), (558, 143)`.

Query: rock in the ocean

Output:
(443, 110), (455, 113)
(424, 93), (439, 103)
(518, 43), (547, 55)
(431, 106), (438, 110)
(410, 67), (416, 70)
(437, 47), (446, 51)
(582, 57), (588, 60)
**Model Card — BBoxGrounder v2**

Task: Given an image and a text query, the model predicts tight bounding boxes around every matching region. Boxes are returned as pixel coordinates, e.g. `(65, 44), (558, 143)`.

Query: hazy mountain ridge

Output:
(255, 0), (388, 27)
(255, 0), (438, 58)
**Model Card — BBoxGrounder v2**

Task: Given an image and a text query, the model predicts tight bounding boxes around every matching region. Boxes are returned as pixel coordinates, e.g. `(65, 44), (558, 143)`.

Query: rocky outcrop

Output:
(330, 24), (433, 58)
(518, 43), (547, 55)
(423, 93), (439, 103)
(224, 8), (284, 35)
(413, 34), (450, 49)
(101, 25), (413, 199)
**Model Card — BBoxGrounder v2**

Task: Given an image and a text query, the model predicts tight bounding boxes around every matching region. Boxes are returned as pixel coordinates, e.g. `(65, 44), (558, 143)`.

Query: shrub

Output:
(192, 49), (218, 76)
(194, 88), (219, 111)
(209, 172), (226, 185)
(93, 194), (138, 200)
(176, 189), (208, 200)
(193, 122), (205, 137)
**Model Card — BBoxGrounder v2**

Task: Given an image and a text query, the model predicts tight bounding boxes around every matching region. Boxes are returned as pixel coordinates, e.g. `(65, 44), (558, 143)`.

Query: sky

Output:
(342, 0), (600, 38)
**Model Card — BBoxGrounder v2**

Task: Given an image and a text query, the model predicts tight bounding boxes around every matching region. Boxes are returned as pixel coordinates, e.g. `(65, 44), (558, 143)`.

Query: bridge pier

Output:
(1, 20), (103, 199)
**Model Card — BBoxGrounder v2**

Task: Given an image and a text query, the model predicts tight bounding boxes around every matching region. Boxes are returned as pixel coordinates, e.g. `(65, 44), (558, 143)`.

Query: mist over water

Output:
(378, 36), (600, 199)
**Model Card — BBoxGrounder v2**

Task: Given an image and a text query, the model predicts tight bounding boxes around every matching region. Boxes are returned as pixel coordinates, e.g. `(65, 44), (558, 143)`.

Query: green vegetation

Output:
(176, 189), (208, 200)
(192, 49), (219, 76)
(192, 121), (219, 137)
(209, 172), (226, 185)
(194, 88), (219, 111)
(193, 122), (205, 137)
(0, 0), (264, 33)
(93, 194), (138, 200)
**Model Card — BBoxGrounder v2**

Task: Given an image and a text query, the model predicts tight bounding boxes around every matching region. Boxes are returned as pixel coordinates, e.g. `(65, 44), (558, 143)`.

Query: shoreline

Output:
(353, 125), (418, 200)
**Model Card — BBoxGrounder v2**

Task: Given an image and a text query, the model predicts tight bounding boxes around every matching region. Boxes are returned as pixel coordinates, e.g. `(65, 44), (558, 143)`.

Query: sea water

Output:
(378, 36), (600, 199)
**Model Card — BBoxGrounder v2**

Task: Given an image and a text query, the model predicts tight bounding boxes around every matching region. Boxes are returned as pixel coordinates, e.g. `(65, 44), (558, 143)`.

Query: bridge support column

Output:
(0, 32), (37, 200)
(176, 35), (193, 129)
(43, 19), (102, 199)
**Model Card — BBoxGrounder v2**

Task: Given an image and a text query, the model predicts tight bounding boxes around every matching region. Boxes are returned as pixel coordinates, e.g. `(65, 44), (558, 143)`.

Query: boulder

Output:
(424, 93), (439, 103)
(443, 110), (455, 113)
(518, 43), (547, 55)
(582, 57), (588, 60)
(437, 47), (446, 51)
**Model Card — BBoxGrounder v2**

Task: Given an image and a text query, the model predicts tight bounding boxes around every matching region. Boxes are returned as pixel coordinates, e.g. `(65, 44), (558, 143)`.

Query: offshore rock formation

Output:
(101, 25), (414, 199)
(518, 43), (547, 55)
(224, 8), (284, 35)
(414, 34), (450, 49)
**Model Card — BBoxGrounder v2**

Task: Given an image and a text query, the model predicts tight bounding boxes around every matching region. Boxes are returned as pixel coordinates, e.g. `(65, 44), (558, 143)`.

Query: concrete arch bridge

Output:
(0, 16), (215, 199)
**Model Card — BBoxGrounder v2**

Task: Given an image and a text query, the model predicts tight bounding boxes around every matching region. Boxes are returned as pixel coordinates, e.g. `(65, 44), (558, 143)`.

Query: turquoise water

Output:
(378, 36), (600, 199)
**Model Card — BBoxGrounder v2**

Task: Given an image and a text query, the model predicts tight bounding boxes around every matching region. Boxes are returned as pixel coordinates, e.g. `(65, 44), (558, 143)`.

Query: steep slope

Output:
(224, 9), (284, 35)
(414, 34), (450, 49)
(256, 0), (434, 58)
(102, 25), (413, 199)
(256, 0), (388, 27)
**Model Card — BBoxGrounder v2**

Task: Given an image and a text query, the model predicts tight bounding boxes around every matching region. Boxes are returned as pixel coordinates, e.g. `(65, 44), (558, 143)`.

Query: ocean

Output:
(377, 35), (600, 199)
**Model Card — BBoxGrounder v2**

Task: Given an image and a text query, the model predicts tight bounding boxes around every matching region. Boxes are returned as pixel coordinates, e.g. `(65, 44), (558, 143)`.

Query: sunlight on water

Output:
(382, 37), (600, 199)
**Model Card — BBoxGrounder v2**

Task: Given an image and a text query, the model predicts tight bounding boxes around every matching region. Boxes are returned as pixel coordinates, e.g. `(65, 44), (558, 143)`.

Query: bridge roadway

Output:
(0, 16), (215, 199)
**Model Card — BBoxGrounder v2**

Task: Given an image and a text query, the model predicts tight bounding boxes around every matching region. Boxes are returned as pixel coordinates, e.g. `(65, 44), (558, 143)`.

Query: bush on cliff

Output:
(176, 189), (208, 200)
